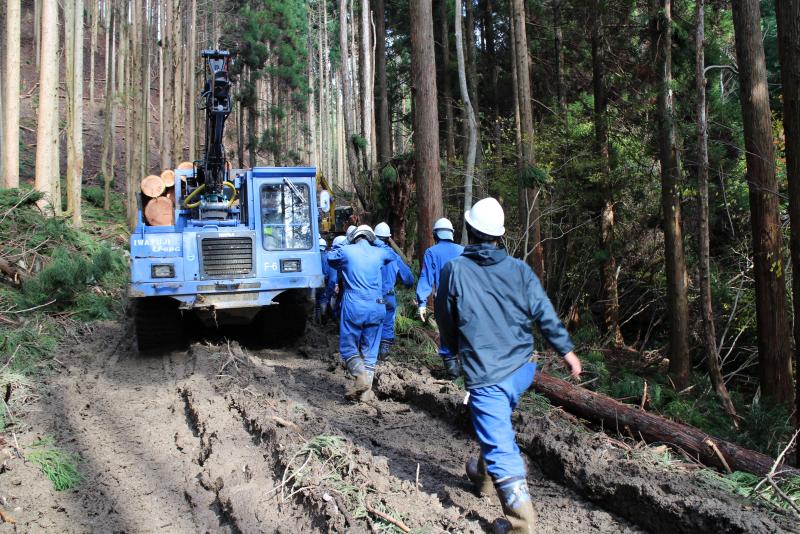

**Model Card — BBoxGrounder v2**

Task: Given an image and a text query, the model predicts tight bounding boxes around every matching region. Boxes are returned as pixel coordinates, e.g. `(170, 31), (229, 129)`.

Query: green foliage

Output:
(0, 187), (128, 374)
(16, 246), (126, 320)
(516, 164), (551, 189)
(381, 165), (398, 184)
(0, 316), (59, 373)
(81, 186), (105, 209)
(27, 437), (83, 491)
(351, 134), (368, 151)
(701, 469), (800, 515)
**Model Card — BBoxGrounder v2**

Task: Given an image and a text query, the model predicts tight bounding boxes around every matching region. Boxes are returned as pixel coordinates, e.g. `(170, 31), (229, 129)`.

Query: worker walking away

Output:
(315, 238), (330, 323)
(435, 198), (581, 533)
(327, 225), (394, 400)
(327, 235), (348, 321)
(416, 217), (463, 322)
(374, 222), (415, 358)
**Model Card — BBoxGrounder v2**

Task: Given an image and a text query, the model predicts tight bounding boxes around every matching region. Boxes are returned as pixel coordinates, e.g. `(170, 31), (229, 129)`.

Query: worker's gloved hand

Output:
(441, 354), (461, 380)
(418, 306), (427, 322)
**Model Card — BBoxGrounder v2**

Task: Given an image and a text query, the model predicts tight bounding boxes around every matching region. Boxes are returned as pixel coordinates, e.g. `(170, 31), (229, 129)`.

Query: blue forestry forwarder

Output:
(129, 50), (323, 351)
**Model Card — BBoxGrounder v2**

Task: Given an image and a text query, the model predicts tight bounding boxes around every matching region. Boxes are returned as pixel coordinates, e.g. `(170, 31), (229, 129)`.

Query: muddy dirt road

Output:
(0, 320), (794, 533)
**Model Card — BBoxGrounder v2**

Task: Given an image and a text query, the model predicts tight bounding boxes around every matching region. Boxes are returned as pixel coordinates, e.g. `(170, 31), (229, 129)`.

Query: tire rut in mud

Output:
(179, 381), (332, 533)
(372, 363), (797, 534)
(234, 347), (642, 533)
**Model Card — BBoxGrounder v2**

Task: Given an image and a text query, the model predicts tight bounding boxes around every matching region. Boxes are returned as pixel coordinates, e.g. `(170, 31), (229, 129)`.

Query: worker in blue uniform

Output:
(315, 237), (330, 323)
(374, 222), (415, 358)
(435, 197), (582, 534)
(327, 225), (394, 400)
(327, 235), (347, 320)
(416, 217), (463, 322)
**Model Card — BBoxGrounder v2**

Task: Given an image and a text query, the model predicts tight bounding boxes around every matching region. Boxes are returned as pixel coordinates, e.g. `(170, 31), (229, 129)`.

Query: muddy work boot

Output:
(493, 478), (537, 534)
(465, 456), (494, 496)
(344, 357), (370, 400)
(359, 371), (376, 402)
(378, 339), (393, 360)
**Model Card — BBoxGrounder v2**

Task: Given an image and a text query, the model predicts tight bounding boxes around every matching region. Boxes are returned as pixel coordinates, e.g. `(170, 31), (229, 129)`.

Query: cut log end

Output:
(141, 175), (166, 198)
(177, 161), (194, 170)
(144, 196), (174, 226)
(160, 169), (176, 187)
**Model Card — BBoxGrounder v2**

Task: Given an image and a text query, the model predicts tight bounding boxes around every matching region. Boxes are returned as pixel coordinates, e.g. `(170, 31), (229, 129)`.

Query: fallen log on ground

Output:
(533, 372), (799, 478)
(0, 257), (27, 286)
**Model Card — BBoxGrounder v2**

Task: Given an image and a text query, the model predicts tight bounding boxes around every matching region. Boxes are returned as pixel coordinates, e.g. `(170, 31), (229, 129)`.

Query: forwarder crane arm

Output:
(196, 50), (233, 197)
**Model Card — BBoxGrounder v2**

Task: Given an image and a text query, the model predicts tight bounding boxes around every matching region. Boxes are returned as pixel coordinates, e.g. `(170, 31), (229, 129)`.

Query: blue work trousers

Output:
(468, 361), (537, 481)
(381, 294), (397, 341)
(339, 291), (386, 371)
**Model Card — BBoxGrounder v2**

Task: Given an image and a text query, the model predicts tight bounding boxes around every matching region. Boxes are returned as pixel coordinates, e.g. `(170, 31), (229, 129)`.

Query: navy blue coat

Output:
(435, 243), (574, 389)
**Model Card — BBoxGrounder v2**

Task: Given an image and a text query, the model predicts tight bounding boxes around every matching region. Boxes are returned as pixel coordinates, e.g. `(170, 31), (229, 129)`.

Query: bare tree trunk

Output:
(35, 0), (60, 214)
(510, 16), (521, 154)
(482, 0), (499, 141)
(188, 0), (197, 161)
(3, 0), (21, 188)
(90, 0), (98, 103)
(101, 5), (116, 210)
(455, 0), (476, 244)
(592, 1), (622, 346)
(69, 0), (84, 225)
(373, 0), (392, 165)
(410, 0), (443, 261)
(35, 0), (41, 68)
(339, 0), (363, 201)
(172, 0), (185, 164)
(776, 0), (800, 460)
(732, 0), (794, 406)
(553, 0), (566, 112)
(694, 0), (739, 423)
(653, 0), (690, 388)
(360, 0), (374, 169)
(440, 0), (455, 165)
(162, 0), (174, 168)
(511, 0), (544, 279)
(128, 0), (143, 229)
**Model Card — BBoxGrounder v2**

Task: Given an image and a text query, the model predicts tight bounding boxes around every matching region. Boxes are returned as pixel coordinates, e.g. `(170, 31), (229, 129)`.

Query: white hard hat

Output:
(345, 225), (357, 242)
(352, 224), (376, 243)
(433, 217), (454, 240)
(332, 235), (348, 248)
(375, 222), (391, 238)
(433, 218), (454, 232)
(464, 197), (505, 237)
(318, 237), (327, 249)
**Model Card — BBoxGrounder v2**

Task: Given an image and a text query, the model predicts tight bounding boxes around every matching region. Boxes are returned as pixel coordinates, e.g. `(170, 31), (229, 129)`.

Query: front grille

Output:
(200, 237), (254, 279)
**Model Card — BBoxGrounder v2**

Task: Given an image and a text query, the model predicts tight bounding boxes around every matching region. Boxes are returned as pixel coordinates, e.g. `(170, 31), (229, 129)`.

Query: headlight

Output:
(151, 264), (175, 278)
(280, 259), (301, 273)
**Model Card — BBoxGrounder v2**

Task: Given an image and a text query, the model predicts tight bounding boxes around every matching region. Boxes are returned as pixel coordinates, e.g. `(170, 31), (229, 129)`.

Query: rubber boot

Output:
(359, 370), (376, 402)
(344, 356), (370, 400)
(465, 456), (494, 496)
(493, 478), (537, 534)
(378, 339), (393, 360)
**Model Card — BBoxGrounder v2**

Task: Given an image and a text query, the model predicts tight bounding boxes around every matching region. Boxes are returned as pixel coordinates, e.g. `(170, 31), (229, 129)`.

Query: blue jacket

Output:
(376, 240), (415, 295)
(327, 239), (394, 298)
(434, 243), (574, 389)
(416, 240), (464, 305)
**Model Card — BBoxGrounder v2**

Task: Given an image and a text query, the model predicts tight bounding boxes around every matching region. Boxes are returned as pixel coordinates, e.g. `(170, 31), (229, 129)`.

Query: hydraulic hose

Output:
(223, 181), (237, 207)
(182, 182), (237, 209)
(183, 184), (205, 209)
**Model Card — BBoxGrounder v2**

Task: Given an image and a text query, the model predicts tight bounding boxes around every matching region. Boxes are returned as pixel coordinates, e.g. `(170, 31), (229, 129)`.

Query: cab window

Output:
(260, 183), (312, 251)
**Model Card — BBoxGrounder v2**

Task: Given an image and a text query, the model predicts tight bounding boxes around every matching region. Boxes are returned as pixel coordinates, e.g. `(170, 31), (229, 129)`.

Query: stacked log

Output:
(140, 170), (179, 226)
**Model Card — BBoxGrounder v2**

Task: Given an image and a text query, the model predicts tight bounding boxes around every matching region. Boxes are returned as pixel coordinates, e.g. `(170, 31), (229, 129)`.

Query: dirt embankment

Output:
(0, 321), (795, 533)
